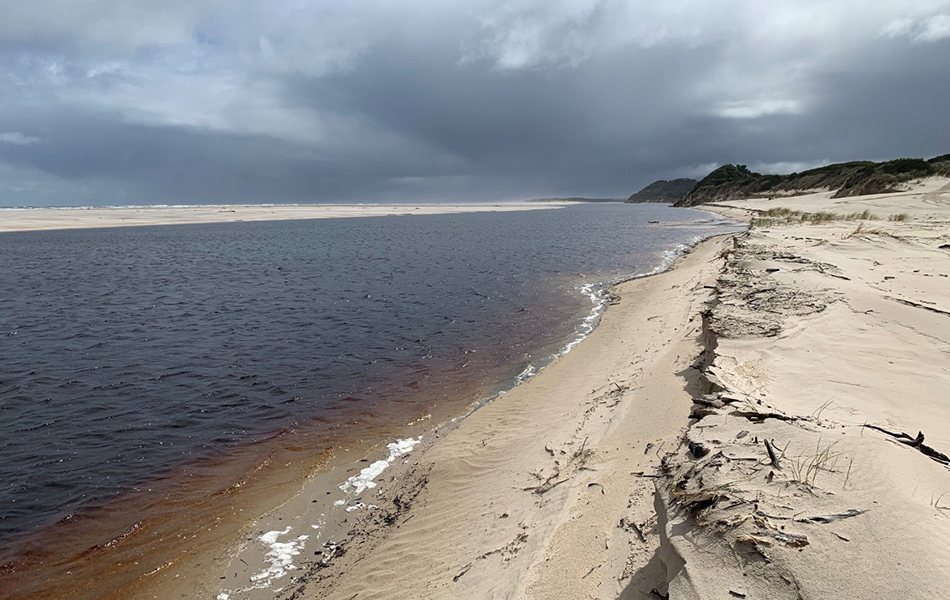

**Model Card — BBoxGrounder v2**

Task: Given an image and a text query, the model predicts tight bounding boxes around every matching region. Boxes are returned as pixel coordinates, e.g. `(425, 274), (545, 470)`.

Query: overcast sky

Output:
(1, 1), (949, 206)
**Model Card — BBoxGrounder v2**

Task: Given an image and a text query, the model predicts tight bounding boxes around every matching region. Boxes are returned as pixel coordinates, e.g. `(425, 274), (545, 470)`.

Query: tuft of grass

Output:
(807, 211), (839, 224)
(763, 207), (800, 217)
(844, 222), (885, 239)
(845, 209), (878, 221)
(845, 222), (866, 238)
(790, 439), (842, 487)
(889, 213), (909, 222)
(810, 398), (835, 424)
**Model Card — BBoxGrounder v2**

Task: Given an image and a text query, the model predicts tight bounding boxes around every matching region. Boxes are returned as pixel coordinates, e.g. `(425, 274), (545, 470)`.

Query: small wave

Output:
(515, 364), (537, 383)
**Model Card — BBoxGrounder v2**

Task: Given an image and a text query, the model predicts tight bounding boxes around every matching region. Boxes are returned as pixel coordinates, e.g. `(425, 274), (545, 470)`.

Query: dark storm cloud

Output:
(1, 1), (949, 206)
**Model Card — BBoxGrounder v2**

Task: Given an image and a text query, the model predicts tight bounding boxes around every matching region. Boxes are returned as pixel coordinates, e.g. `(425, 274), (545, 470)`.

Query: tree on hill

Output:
(675, 154), (946, 207)
(626, 178), (697, 203)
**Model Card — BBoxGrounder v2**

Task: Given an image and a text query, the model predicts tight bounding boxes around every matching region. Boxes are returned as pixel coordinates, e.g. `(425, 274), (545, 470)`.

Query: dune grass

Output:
(750, 206), (885, 228)
(790, 439), (842, 488)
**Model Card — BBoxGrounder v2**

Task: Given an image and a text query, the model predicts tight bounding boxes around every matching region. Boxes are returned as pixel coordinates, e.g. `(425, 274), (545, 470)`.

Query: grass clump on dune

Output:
(749, 207), (880, 228)
(845, 209), (878, 221)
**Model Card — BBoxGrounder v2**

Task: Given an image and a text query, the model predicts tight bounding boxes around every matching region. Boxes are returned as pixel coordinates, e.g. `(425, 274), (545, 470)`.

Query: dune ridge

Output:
(656, 178), (950, 598)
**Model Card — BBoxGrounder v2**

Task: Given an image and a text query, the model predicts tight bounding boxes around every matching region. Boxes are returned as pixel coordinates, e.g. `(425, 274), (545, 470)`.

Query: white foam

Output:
(515, 363), (536, 383)
(248, 526), (309, 586)
(339, 437), (421, 497)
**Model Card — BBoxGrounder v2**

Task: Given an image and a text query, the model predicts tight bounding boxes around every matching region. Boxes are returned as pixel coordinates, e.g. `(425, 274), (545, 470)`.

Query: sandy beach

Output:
(6, 3), (950, 597)
(187, 221), (731, 600)
(0, 203), (563, 233)
(162, 177), (950, 600)
(9, 179), (950, 599)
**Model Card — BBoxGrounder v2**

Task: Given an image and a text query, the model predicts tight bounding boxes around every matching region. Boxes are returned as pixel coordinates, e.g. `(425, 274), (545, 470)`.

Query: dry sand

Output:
(129, 179), (950, 598)
(0, 203), (562, 233)
(657, 178), (950, 599)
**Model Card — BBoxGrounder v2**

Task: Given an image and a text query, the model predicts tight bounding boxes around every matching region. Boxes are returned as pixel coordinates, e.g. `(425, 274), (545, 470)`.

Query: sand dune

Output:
(658, 179), (950, 598)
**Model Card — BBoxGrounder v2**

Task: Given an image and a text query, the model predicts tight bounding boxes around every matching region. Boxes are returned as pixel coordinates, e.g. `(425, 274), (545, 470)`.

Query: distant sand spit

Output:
(0, 203), (564, 233)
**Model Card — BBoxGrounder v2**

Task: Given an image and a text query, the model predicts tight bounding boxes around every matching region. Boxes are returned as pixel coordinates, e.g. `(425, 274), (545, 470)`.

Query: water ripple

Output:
(0, 204), (739, 543)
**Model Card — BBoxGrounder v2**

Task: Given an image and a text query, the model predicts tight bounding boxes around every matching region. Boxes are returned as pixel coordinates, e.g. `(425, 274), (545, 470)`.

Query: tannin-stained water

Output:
(0, 204), (741, 598)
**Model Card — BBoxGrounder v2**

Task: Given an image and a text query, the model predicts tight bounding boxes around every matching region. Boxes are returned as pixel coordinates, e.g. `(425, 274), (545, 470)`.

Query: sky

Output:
(1, 1), (949, 206)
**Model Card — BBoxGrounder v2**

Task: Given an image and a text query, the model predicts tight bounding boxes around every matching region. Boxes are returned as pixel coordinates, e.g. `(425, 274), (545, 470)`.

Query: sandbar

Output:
(0, 203), (565, 233)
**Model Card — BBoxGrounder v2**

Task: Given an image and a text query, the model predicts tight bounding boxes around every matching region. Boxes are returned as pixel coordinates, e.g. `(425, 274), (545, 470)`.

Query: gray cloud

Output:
(0, 132), (42, 145)
(1, 0), (949, 206)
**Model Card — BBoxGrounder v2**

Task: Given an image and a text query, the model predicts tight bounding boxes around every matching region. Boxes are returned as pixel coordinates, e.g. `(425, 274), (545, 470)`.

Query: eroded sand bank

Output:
(655, 179), (950, 599)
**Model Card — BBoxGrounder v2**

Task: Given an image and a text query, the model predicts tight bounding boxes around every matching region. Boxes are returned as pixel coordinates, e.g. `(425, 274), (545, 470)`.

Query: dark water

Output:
(0, 204), (737, 546)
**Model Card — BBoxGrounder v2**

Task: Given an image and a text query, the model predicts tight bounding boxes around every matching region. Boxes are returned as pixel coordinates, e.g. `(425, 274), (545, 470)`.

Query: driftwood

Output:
(690, 405), (718, 420)
(693, 395), (725, 408)
(863, 425), (950, 465)
(524, 437), (592, 494)
(453, 562), (473, 582)
(885, 296), (950, 317)
(619, 517), (646, 543)
(731, 409), (799, 423)
(746, 530), (808, 548)
(796, 509), (867, 524)
(763, 439), (781, 469)
(688, 440), (711, 458)
(815, 263), (851, 280)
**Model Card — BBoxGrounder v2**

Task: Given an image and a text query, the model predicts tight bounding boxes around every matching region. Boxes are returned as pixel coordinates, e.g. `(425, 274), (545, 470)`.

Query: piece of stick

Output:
(453, 563), (473, 582)
(863, 425), (950, 465)
(796, 509), (867, 524)
(764, 439), (781, 469)
(731, 410), (798, 423)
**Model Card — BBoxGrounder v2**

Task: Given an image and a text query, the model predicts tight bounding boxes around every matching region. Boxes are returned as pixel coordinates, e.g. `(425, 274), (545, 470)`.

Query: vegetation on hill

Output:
(675, 154), (950, 207)
(626, 178), (697, 203)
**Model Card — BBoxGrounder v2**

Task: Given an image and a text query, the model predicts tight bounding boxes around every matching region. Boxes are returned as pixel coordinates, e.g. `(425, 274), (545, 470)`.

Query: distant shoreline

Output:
(0, 203), (564, 233)
(524, 197), (623, 203)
